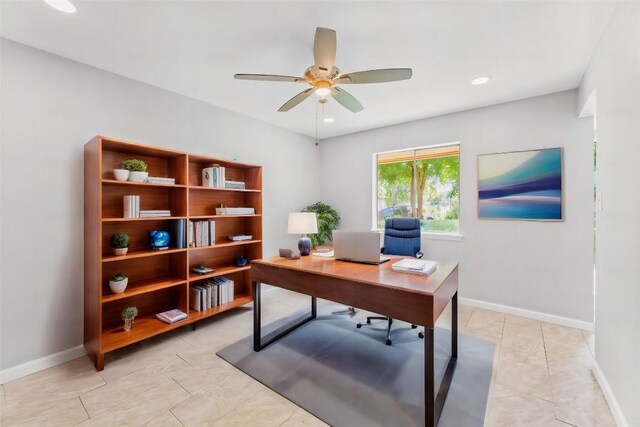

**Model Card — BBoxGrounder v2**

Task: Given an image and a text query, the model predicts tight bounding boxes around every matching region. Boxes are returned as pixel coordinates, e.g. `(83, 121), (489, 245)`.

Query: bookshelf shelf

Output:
(101, 277), (186, 303)
(102, 248), (187, 262)
(188, 264), (251, 282)
(187, 294), (252, 321)
(188, 239), (261, 251)
(85, 136), (262, 371)
(102, 179), (187, 188)
(188, 185), (261, 193)
(189, 214), (262, 220)
(102, 216), (187, 222)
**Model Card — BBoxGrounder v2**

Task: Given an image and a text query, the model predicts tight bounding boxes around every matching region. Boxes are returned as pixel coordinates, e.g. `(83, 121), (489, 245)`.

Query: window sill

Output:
(421, 232), (464, 241)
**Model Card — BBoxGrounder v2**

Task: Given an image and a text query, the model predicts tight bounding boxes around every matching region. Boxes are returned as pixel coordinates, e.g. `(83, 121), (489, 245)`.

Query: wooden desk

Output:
(251, 255), (459, 427)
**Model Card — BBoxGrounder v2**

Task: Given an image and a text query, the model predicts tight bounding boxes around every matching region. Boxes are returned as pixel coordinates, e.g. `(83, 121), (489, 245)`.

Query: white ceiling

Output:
(0, 1), (615, 139)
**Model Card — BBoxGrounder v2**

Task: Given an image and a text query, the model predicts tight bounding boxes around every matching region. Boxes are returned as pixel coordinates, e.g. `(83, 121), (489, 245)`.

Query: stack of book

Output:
(156, 309), (187, 324)
(123, 195), (140, 218)
(146, 176), (176, 185)
(188, 220), (216, 247)
(202, 165), (226, 188)
(215, 207), (255, 215)
(224, 180), (246, 190)
(189, 276), (234, 311)
(228, 234), (252, 241)
(139, 210), (171, 218)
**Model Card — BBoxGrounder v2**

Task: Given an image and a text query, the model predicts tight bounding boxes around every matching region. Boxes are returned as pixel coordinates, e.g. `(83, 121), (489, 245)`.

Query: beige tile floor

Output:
(0, 289), (615, 427)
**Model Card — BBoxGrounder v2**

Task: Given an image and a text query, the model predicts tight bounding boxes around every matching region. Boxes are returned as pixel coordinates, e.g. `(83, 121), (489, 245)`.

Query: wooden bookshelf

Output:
(84, 136), (262, 370)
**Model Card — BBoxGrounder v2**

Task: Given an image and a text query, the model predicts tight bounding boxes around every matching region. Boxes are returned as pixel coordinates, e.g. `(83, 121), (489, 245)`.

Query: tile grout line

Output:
(76, 396), (91, 424)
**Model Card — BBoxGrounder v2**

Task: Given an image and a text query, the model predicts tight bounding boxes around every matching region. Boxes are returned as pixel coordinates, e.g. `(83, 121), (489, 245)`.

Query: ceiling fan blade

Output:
(334, 68), (413, 84)
(331, 86), (364, 113)
(234, 74), (306, 83)
(313, 27), (337, 73)
(278, 88), (315, 112)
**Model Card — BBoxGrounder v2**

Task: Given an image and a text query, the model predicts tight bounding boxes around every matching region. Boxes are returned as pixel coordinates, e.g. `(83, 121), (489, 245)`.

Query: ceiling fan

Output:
(234, 27), (412, 113)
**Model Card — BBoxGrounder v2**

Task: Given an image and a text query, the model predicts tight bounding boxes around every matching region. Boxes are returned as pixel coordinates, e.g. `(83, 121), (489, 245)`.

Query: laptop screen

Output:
(332, 231), (387, 264)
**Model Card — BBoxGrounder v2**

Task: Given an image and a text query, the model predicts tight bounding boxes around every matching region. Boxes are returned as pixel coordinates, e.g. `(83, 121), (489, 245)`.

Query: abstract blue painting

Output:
(478, 148), (563, 220)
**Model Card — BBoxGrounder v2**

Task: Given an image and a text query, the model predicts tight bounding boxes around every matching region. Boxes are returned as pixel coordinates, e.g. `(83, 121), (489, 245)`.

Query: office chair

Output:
(356, 217), (424, 345)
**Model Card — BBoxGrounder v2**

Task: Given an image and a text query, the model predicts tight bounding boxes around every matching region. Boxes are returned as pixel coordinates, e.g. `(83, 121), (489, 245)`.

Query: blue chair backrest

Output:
(382, 218), (421, 257)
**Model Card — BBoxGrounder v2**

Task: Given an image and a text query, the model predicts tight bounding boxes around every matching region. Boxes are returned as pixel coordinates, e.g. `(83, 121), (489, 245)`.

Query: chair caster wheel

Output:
(411, 324), (417, 329)
(418, 332), (424, 339)
(366, 319), (371, 324)
(356, 323), (362, 329)
(385, 339), (392, 346)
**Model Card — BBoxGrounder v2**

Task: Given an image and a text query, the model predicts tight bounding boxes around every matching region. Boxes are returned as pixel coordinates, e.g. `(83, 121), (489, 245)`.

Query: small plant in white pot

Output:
(121, 306), (138, 331)
(110, 232), (130, 256)
(112, 167), (129, 181)
(109, 273), (128, 294)
(120, 159), (148, 182)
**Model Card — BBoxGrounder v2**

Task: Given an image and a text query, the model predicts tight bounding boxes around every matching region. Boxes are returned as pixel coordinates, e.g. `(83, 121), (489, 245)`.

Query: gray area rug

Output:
(217, 303), (494, 427)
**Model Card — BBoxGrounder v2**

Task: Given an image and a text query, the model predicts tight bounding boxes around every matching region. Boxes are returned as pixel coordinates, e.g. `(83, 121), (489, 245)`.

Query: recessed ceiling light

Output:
(43, 0), (76, 13)
(323, 117), (334, 123)
(315, 88), (331, 97)
(471, 76), (490, 86)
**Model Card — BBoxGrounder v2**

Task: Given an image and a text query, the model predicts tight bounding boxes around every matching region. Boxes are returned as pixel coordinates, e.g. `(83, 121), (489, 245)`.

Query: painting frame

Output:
(477, 147), (564, 222)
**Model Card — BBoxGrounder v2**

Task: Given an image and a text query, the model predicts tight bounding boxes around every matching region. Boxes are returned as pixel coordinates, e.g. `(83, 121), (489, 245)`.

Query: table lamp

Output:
(288, 212), (318, 256)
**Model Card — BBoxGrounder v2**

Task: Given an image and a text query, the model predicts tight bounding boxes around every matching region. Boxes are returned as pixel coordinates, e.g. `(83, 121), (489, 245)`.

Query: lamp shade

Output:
(287, 212), (318, 234)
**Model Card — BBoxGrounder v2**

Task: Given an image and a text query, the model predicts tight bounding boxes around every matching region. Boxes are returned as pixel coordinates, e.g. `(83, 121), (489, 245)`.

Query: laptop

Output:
(332, 231), (390, 265)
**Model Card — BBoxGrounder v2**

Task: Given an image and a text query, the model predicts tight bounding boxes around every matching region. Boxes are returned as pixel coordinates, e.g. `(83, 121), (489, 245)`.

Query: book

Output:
(215, 207), (255, 215)
(391, 259), (437, 276)
(123, 195), (140, 218)
(169, 219), (186, 249)
(156, 309), (187, 324)
(228, 234), (252, 241)
(189, 287), (201, 311)
(146, 177), (175, 185)
(225, 180), (246, 189)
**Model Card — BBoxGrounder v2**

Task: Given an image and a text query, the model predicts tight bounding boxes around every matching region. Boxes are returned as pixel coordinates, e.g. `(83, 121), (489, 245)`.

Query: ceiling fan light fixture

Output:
(323, 117), (334, 123)
(43, 0), (76, 13)
(315, 87), (331, 97)
(471, 76), (490, 86)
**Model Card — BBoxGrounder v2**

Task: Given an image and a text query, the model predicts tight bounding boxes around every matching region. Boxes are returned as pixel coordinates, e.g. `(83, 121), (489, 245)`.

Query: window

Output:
(375, 144), (460, 233)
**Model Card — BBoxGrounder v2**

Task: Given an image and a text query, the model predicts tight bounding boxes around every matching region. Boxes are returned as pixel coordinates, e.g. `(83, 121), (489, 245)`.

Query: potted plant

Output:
(303, 202), (341, 248)
(110, 232), (130, 256)
(121, 306), (138, 331)
(112, 167), (129, 182)
(120, 159), (148, 183)
(109, 273), (128, 294)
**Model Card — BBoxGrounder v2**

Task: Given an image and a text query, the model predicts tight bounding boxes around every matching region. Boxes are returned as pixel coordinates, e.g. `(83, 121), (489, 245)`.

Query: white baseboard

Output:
(592, 359), (630, 427)
(459, 297), (594, 331)
(0, 345), (87, 385)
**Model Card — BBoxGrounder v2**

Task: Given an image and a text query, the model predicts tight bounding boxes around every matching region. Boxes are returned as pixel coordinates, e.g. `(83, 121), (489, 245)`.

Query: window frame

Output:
(372, 141), (463, 241)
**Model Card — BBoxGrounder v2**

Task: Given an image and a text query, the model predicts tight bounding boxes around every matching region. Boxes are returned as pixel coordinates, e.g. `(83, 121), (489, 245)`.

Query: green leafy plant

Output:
(302, 202), (341, 248)
(119, 159), (147, 172)
(110, 232), (130, 249)
(121, 306), (138, 320)
(111, 273), (127, 282)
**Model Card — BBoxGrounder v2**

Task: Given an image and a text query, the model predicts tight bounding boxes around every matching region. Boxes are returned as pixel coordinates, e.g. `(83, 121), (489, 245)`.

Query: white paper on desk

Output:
(312, 251), (334, 257)
(392, 259), (437, 275)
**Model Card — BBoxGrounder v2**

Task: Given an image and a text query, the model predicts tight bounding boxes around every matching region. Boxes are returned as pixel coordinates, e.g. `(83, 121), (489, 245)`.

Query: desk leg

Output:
(425, 326), (435, 426)
(253, 281), (318, 352)
(425, 292), (459, 427)
(253, 281), (262, 351)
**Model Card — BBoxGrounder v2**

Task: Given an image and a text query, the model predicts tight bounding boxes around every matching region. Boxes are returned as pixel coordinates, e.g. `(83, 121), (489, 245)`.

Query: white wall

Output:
(320, 90), (594, 324)
(578, 2), (640, 425)
(0, 40), (320, 371)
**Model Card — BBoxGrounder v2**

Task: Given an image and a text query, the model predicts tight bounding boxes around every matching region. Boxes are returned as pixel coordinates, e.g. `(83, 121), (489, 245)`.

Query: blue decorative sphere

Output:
(149, 230), (170, 248)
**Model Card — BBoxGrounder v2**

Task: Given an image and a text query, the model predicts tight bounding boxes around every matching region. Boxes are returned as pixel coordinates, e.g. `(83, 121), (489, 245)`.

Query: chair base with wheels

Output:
(357, 316), (420, 346)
